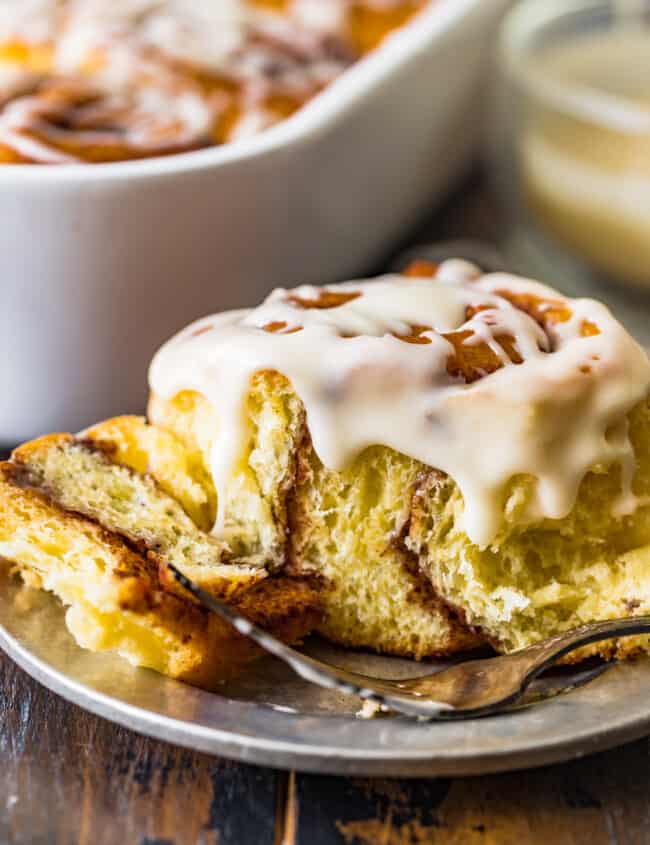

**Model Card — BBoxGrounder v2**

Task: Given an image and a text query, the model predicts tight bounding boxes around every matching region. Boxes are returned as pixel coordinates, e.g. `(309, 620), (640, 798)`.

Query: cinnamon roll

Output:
(2, 261), (650, 689)
(147, 259), (650, 663)
(0, 0), (425, 164)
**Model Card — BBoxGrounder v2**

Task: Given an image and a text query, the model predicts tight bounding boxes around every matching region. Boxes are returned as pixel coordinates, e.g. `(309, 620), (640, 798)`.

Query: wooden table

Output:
(3, 171), (650, 845)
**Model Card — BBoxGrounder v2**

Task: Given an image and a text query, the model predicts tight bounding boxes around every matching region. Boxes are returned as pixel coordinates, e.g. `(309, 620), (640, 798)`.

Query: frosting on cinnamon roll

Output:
(150, 261), (650, 547)
(0, 0), (424, 163)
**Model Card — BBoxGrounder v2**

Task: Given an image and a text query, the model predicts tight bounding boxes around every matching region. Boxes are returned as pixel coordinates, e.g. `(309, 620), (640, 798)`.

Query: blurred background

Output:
(490, 0), (650, 348)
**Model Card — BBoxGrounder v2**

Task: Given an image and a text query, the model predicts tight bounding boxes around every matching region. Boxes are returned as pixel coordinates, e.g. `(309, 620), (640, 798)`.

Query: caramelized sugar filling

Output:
(443, 331), (523, 383)
(190, 324), (215, 338)
(263, 321), (303, 334)
(401, 259), (438, 278)
(287, 290), (362, 309)
(249, 0), (288, 10)
(394, 325), (433, 344)
(0, 40), (54, 71)
(399, 259), (601, 379)
(496, 290), (600, 340)
(348, 2), (425, 53)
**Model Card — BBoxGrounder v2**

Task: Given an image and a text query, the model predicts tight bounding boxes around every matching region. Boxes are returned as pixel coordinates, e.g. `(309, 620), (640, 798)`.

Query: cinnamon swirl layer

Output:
(0, 0), (425, 163)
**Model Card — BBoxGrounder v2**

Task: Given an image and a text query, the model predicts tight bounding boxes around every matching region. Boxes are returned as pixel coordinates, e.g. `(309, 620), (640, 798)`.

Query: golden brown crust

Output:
(0, 459), (322, 688)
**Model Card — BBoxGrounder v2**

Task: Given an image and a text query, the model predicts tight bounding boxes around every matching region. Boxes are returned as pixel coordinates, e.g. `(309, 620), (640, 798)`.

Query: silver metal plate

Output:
(2, 569), (650, 776)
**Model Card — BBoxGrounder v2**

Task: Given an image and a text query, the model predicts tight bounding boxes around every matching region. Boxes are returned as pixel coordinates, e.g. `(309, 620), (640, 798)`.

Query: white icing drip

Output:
(254, 279), (469, 335)
(289, 0), (348, 34)
(55, 0), (250, 75)
(149, 262), (650, 547)
(0, 0), (62, 44)
(139, 0), (248, 70)
(123, 85), (214, 149)
(289, 0), (410, 32)
(227, 106), (274, 142)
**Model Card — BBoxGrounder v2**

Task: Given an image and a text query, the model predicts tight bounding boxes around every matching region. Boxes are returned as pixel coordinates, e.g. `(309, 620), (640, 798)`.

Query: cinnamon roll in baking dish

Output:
(0, 0), (425, 164)
(3, 260), (650, 687)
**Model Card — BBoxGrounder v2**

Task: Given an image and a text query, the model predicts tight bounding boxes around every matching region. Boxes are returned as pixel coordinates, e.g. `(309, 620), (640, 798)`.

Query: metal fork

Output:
(169, 564), (650, 720)
(169, 240), (646, 719)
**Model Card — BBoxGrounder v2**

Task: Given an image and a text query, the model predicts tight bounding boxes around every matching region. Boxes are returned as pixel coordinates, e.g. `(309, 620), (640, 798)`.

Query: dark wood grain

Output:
(3, 170), (650, 845)
(0, 654), (280, 845)
(293, 740), (650, 845)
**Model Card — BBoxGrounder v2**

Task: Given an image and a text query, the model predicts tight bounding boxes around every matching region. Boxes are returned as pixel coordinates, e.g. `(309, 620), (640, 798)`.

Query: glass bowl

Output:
(492, 0), (650, 290)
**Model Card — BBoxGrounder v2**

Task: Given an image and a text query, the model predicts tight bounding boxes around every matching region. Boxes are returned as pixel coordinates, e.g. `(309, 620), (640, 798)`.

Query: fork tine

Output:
(169, 564), (650, 720)
(168, 563), (452, 716)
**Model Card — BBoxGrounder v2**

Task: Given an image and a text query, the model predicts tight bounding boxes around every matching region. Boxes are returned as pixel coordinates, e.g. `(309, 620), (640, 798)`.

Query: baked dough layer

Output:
(0, 420), (321, 687)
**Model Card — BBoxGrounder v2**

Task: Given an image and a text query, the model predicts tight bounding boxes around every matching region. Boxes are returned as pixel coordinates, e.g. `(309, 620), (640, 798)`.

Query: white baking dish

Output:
(0, 0), (510, 443)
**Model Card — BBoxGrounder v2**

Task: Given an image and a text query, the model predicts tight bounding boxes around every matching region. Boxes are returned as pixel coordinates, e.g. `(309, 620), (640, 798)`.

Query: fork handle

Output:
(514, 615), (650, 686)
